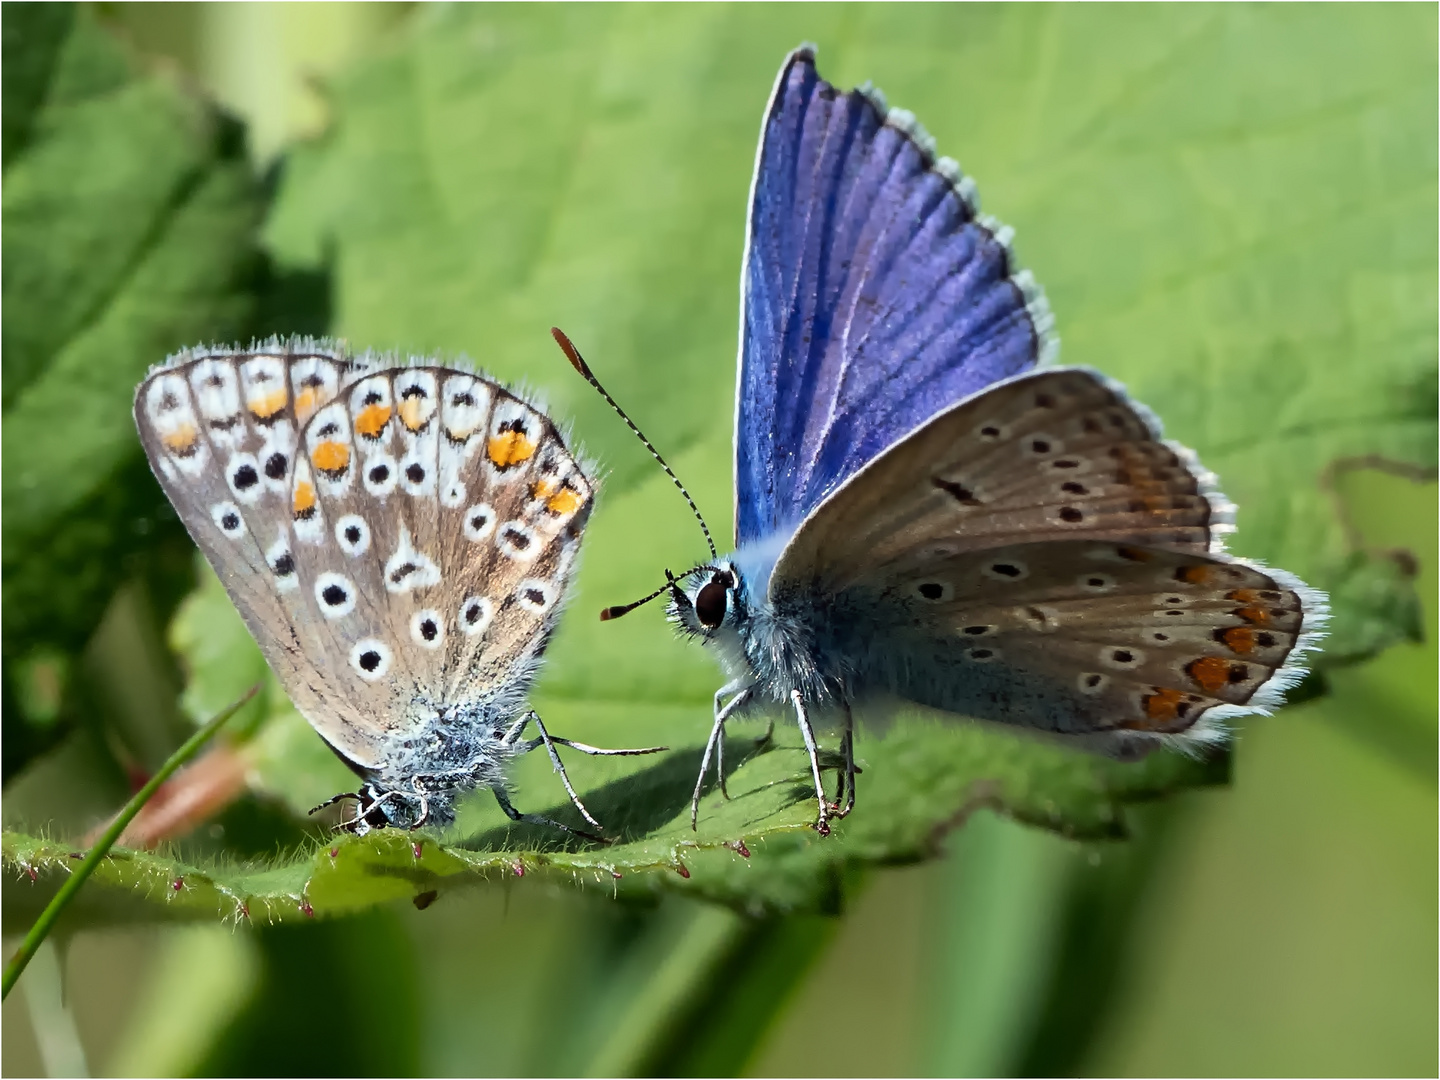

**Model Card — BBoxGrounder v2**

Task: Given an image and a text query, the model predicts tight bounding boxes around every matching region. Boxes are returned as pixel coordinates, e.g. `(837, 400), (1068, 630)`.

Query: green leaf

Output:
(9, 4), (1432, 920)
(0, 6), (263, 754)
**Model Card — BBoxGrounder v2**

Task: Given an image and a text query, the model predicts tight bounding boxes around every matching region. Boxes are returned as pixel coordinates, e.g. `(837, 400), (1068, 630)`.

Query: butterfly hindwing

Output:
(736, 45), (1055, 547)
(882, 541), (1315, 746)
(135, 344), (388, 765)
(767, 367), (1322, 746)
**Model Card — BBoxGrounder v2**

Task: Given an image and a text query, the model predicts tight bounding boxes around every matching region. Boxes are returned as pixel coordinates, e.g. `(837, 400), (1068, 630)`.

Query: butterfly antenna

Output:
(598, 564), (709, 622)
(551, 327), (717, 560)
(598, 581), (671, 622)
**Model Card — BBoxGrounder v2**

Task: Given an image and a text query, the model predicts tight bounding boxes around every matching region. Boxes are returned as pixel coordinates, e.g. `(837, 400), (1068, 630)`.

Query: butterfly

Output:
(134, 338), (661, 838)
(592, 45), (1327, 835)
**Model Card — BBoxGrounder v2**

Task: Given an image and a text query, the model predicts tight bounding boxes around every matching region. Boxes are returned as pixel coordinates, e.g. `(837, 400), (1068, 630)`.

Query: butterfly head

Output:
(344, 783), (403, 833)
(668, 562), (748, 643)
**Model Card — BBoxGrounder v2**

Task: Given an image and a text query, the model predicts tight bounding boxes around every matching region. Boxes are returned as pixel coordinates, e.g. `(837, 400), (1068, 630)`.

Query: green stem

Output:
(2, 685), (259, 1000)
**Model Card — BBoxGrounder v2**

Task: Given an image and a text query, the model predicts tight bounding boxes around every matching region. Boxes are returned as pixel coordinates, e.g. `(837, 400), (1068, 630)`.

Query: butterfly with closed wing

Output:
(135, 338), (663, 840)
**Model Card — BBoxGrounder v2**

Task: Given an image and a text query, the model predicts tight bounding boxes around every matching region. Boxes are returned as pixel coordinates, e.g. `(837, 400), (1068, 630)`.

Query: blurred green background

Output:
(2, 4), (1435, 1076)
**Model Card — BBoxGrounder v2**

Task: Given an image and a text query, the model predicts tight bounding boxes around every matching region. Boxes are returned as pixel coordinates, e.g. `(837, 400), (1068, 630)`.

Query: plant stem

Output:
(1, 685), (259, 1000)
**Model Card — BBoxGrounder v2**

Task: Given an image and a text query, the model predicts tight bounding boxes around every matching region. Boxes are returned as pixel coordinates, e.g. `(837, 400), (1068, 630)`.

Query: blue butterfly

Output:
(587, 45), (1326, 834)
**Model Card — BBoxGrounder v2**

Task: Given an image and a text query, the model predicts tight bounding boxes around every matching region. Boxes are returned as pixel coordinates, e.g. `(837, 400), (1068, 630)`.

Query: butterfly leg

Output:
(830, 704), (856, 820)
(408, 779), (432, 829)
(691, 682), (752, 830)
(510, 710), (604, 831)
(489, 784), (609, 845)
(541, 737), (668, 757)
(790, 690), (830, 837)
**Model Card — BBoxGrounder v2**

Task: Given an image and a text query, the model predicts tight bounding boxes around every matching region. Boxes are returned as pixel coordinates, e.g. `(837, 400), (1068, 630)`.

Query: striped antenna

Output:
(551, 327), (717, 561)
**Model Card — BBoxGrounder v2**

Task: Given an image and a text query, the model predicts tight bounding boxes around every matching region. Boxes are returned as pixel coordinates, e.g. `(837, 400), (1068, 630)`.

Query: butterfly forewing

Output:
(773, 369), (1225, 595)
(288, 366), (591, 715)
(737, 47), (1055, 547)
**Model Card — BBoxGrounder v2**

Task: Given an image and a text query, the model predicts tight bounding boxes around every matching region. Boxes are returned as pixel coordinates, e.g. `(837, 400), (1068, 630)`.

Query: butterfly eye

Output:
(694, 579), (729, 630)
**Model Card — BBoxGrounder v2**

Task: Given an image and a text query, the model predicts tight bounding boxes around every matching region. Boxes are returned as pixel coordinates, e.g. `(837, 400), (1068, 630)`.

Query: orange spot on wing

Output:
(530, 478), (558, 499)
(1116, 546), (1152, 562)
(1142, 687), (1186, 722)
(1178, 565), (1212, 585)
(1233, 604), (1270, 625)
(1186, 655), (1230, 693)
(488, 431), (535, 468)
(1221, 627), (1256, 654)
(546, 488), (582, 515)
(398, 397), (428, 432)
(248, 389), (287, 420)
(311, 440), (349, 475)
(162, 424), (198, 453)
(1226, 588), (1262, 602)
(295, 388), (319, 424)
(292, 481), (317, 518)
(355, 404), (391, 438)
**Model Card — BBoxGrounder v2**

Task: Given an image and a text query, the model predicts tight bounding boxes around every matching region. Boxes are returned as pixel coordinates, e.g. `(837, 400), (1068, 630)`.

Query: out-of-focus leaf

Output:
(1320, 551), (1425, 666)
(0, 4), (76, 167)
(0, 5), (263, 769)
(11, 4), (1432, 918)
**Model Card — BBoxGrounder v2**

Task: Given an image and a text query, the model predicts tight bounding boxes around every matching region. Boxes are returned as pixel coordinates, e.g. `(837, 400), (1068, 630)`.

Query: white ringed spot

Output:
(516, 579), (554, 613)
(226, 452), (264, 504)
(1100, 646), (1144, 670)
(363, 454), (399, 497)
(459, 595), (493, 636)
(335, 515), (371, 557)
(981, 559), (1029, 582)
(266, 530), (298, 592)
(914, 581), (951, 602)
(399, 453), (436, 497)
(496, 521), (539, 561)
(211, 501), (246, 539)
(463, 504), (496, 543)
(350, 639), (392, 681)
(410, 609), (445, 649)
(1077, 672), (1110, 696)
(1025, 432), (1062, 457)
(440, 478), (466, 509)
(314, 572), (357, 619)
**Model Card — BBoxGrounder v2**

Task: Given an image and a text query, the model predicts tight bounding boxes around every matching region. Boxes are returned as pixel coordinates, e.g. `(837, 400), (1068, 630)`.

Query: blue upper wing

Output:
(734, 45), (1057, 548)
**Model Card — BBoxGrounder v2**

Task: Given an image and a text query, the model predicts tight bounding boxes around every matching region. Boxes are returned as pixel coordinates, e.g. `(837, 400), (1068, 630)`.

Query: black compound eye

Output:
(694, 579), (729, 630)
(363, 805), (389, 829)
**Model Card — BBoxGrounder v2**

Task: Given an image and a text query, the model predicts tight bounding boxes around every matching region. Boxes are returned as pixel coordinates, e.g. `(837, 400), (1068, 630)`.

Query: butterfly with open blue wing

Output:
(645, 46), (1327, 834)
